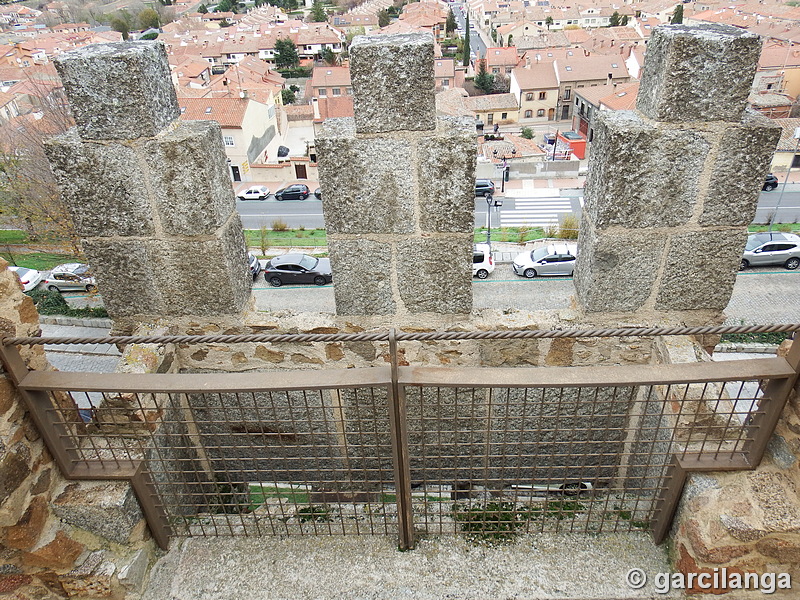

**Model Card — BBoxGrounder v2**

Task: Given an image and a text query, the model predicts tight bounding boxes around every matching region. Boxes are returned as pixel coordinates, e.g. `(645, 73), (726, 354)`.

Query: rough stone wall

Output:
(44, 42), (250, 328)
(0, 260), (156, 599)
(316, 33), (476, 318)
(574, 24), (781, 323)
(670, 339), (800, 596)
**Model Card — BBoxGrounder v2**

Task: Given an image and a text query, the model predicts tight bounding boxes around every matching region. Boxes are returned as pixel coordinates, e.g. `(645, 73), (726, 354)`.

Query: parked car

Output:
(8, 266), (43, 292)
(472, 243), (494, 279)
(237, 185), (270, 201)
(248, 252), (262, 280)
(274, 184), (311, 201)
(763, 174), (779, 191)
(512, 243), (578, 278)
(314, 187), (322, 200)
(263, 253), (332, 287)
(475, 179), (495, 197)
(741, 232), (800, 270)
(43, 263), (96, 292)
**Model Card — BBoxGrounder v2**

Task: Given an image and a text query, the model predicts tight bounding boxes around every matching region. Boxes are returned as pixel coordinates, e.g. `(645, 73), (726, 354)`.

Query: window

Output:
(332, 88), (341, 96)
(525, 110), (532, 118)
(501, 112), (507, 119)
(526, 92), (533, 101)
(442, 78), (449, 86)
(492, 67), (500, 73)
(318, 88), (327, 97)
(487, 113), (494, 125)
(223, 136), (235, 147)
(538, 91), (546, 100)
(537, 109), (544, 117)
(564, 88), (571, 100)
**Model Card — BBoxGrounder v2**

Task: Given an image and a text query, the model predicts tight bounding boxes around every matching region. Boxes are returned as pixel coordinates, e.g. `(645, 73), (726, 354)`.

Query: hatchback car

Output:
(763, 174), (779, 191)
(741, 232), (800, 270)
(472, 243), (494, 279)
(43, 263), (96, 292)
(513, 243), (578, 278)
(475, 179), (495, 197)
(8, 266), (43, 292)
(263, 253), (332, 287)
(248, 252), (262, 280)
(237, 185), (270, 201)
(274, 184), (311, 201)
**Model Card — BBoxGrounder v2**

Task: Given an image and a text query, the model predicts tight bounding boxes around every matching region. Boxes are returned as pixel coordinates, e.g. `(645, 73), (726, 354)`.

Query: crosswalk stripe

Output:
(499, 197), (575, 227)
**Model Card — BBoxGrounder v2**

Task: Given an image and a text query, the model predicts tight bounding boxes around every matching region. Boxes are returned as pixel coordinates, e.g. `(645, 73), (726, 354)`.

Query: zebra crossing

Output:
(499, 194), (577, 228)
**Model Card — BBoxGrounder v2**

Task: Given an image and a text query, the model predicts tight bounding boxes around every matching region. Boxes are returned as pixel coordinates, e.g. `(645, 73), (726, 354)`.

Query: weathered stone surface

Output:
(0, 441), (31, 506)
(144, 121), (236, 235)
(23, 530), (84, 569)
(480, 339), (541, 367)
(44, 130), (155, 238)
(636, 24), (761, 123)
(52, 481), (144, 544)
(583, 111), (706, 229)
(117, 548), (150, 592)
(6, 496), (49, 551)
(350, 33), (436, 133)
(767, 434), (797, 470)
(720, 513), (769, 542)
(81, 239), (166, 318)
(655, 229), (747, 311)
(417, 117), (476, 233)
(684, 518), (752, 564)
(84, 216), (250, 318)
(316, 118), (415, 234)
(747, 471), (800, 532)
(701, 113), (782, 227)
(329, 239), (396, 315)
(755, 534), (800, 563)
(574, 225), (665, 312)
(397, 238), (472, 314)
(55, 41), (179, 140)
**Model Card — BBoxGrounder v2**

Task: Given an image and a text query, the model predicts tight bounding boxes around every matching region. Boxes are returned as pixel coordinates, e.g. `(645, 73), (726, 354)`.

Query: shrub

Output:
(26, 289), (109, 318)
(557, 214), (580, 239)
(521, 127), (533, 139)
(271, 219), (288, 231)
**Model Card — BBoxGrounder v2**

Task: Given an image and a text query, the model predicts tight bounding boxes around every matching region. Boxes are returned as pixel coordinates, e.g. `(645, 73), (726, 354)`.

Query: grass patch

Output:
(615, 506), (650, 530)
(244, 228), (327, 247)
(247, 484), (309, 510)
(748, 224), (800, 233)
(2, 252), (79, 271)
(473, 227), (546, 244)
(720, 331), (791, 345)
(295, 505), (332, 523)
(453, 500), (585, 544)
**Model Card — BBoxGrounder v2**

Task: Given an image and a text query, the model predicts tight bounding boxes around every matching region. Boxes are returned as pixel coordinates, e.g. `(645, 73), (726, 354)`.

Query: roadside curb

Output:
(38, 315), (113, 329)
(715, 343), (779, 354)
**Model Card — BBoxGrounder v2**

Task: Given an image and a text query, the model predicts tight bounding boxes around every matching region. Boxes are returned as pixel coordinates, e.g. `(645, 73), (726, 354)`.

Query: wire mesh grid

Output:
(43, 371), (769, 540)
(399, 377), (767, 540)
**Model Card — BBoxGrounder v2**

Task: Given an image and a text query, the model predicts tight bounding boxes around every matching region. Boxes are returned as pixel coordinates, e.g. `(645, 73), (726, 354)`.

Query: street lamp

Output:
(492, 147), (517, 193)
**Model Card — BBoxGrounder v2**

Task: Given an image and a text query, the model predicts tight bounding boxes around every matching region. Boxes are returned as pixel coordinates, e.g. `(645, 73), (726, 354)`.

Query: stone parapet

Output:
(54, 42), (179, 140)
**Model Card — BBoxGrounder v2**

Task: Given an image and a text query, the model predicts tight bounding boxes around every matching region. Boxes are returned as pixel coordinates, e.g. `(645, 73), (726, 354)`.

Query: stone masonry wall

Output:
(44, 42), (250, 328)
(0, 260), (156, 599)
(574, 24), (781, 324)
(316, 34), (476, 318)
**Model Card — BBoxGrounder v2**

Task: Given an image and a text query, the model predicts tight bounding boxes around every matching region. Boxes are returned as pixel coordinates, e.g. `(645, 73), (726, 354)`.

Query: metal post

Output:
(485, 194), (493, 247)
(387, 329), (414, 550)
(500, 159), (506, 193)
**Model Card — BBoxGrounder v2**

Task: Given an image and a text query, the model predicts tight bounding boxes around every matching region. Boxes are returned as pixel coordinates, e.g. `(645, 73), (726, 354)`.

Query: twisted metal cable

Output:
(3, 323), (799, 347)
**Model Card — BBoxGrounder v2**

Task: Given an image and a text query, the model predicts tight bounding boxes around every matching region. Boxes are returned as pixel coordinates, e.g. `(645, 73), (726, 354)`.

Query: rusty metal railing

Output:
(1, 325), (798, 551)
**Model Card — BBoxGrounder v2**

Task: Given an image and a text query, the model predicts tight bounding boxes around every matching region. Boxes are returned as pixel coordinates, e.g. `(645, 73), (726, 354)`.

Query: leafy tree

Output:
(621, 15), (629, 25)
(216, 0), (236, 13)
(521, 127), (533, 139)
(310, 0), (327, 22)
(140, 31), (159, 40)
(446, 9), (456, 35)
(463, 14), (470, 66)
(321, 46), (337, 65)
(545, 16), (553, 29)
(139, 8), (160, 30)
(507, 34), (513, 47)
(275, 37), (300, 69)
(670, 4), (683, 24)
(474, 58), (494, 94)
(609, 11), (620, 27)
(110, 17), (129, 40)
(198, 4), (208, 13)
(378, 8), (390, 27)
(281, 88), (296, 104)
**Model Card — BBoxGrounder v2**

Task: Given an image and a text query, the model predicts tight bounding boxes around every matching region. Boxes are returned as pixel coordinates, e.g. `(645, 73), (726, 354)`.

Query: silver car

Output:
(43, 263), (96, 292)
(512, 243), (577, 278)
(741, 232), (800, 271)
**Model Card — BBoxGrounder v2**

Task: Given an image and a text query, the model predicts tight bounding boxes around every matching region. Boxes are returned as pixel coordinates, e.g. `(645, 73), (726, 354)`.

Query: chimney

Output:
(312, 96), (320, 119)
(525, 55), (530, 67)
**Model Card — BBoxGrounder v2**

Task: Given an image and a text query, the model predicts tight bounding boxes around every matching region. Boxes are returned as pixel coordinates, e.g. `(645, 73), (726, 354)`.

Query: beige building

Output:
(510, 60), (559, 123)
(463, 92), (519, 127)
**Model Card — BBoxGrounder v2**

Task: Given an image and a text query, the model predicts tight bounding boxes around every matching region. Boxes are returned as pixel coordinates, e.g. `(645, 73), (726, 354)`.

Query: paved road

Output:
(236, 189), (800, 230)
(248, 267), (800, 325)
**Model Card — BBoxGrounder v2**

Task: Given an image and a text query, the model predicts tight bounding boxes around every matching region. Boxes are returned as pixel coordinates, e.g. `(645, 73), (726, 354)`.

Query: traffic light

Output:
(504, 166), (510, 182)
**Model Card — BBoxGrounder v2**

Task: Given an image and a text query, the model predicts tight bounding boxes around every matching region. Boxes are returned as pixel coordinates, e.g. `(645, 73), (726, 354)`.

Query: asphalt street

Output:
(235, 188), (800, 230)
(241, 266), (800, 325)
